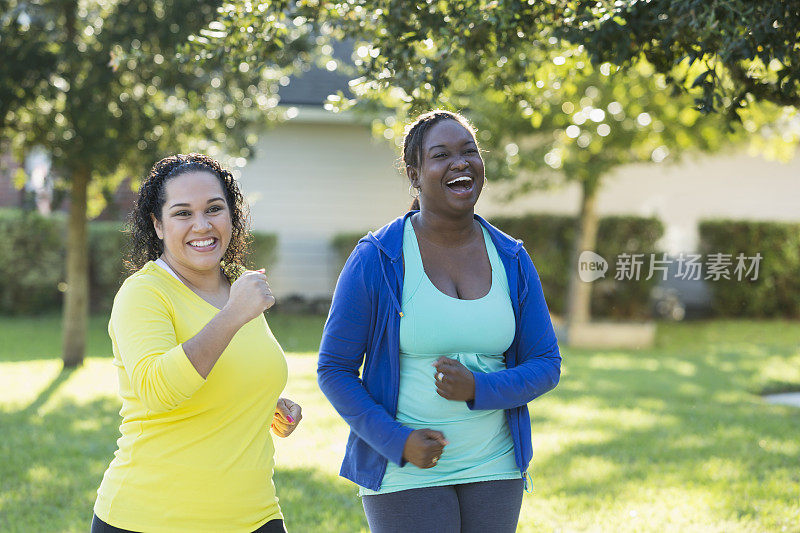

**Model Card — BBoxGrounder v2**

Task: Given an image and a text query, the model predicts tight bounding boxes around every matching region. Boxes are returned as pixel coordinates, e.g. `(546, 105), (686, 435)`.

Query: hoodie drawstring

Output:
(378, 252), (403, 317)
(523, 471), (534, 493)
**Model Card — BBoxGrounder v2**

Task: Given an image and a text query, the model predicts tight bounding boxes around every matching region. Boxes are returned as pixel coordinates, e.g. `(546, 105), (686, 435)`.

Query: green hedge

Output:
(331, 215), (664, 319)
(88, 222), (128, 312)
(0, 209), (65, 314)
(699, 220), (800, 318)
(246, 232), (279, 272)
(331, 232), (366, 272)
(0, 208), (279, 314)
(491, 215), (664, 319)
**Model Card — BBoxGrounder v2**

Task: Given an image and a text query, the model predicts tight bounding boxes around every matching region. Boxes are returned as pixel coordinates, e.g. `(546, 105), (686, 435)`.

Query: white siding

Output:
(239, 117), (408, 297)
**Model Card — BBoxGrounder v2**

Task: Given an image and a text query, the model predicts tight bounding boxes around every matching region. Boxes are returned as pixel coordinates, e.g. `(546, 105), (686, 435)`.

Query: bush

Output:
(331, 214), (664, 319)
(487, 214), (574, 314)
(592, 216), (665, 319)
(491, 215), (664, 319)
(699, 220), (800, 318)
(331, 232), (367, 272)
(246, 232), (279, 271)
(88, 222), (128, 312)
(0, 208), (65, 314)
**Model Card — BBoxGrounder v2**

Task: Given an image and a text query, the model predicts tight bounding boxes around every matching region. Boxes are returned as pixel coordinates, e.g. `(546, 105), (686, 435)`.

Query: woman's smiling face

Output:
(410, 119), (485, 216)
(152, 170), (233, 275)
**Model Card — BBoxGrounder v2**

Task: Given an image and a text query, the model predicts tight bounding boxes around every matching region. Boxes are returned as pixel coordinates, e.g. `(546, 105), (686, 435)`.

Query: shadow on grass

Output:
(19, 368), (76, 417)
(0, 371), (367, 533)
(0, 395), (120, 532)
(275, 468), (367, 532)
(530, 344), (800, 527)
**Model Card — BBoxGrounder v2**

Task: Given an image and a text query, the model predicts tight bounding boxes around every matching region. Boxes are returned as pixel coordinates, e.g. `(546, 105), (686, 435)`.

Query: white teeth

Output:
(189, 239), (214, 247)
(446, 176), (472, 185)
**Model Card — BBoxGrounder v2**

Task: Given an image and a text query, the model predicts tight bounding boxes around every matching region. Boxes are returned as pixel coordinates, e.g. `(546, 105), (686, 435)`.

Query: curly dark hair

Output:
(402, 110), (479, 211)
(125, 153), (251, 280)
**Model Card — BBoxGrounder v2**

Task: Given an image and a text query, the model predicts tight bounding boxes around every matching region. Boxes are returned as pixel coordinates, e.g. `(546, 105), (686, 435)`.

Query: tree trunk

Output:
(565, 179), (600, 327)
(62, 167), (90, 368)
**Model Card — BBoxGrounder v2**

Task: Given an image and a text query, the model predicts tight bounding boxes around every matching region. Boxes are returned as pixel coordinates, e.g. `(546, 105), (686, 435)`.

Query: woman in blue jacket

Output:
(317, 110), (561, 533)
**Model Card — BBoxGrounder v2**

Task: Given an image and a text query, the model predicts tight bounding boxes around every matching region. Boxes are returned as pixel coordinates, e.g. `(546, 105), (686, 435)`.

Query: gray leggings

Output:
(361, 478), (524, 533)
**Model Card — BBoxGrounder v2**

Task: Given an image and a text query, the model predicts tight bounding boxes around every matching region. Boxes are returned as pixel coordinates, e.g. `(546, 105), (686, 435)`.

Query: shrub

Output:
(592, 216), (665, 319)
(487, 214), (574, 314)
(331, 232), (367, 272)
(246, 232), (279, 272)
(699, 220), (800, 318)
(491, 214), (664, 319)
(88, 222), (128, 312)
(0, 208), (65, 314)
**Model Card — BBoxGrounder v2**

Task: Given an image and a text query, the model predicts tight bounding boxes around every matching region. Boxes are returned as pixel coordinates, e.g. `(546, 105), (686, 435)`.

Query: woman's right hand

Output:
(225, 268), (275, 324)
(402, 429), (449, 469)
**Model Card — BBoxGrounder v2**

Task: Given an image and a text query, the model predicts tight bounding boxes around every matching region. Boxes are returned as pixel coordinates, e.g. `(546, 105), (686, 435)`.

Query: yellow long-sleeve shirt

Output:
(94, 262), (288, 532)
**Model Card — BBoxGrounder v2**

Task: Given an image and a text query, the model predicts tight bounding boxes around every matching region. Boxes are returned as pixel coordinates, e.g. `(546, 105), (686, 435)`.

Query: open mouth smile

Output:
(187, 237), (218, 251)
(445, 175), (474, 194)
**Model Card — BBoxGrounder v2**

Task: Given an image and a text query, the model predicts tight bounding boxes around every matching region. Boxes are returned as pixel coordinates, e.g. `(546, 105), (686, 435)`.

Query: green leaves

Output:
(563, 0), (800, 117)
(0, 0), (301, 208)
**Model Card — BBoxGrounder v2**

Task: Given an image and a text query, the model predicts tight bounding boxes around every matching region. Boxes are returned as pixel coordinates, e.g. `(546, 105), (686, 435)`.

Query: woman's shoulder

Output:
(115, 262), (177, 303)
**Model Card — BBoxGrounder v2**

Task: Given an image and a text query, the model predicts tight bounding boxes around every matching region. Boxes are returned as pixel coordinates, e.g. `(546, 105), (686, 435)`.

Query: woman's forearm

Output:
(183, 307), (247, 378)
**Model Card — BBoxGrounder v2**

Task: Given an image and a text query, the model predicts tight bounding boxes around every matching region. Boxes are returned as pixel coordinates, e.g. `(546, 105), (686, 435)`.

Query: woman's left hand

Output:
(433, 357), (475, 402)
(271, 397), (302, 437)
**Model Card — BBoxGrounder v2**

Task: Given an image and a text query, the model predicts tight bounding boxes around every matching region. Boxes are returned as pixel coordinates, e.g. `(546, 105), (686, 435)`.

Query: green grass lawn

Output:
(0, 316), (798, 532)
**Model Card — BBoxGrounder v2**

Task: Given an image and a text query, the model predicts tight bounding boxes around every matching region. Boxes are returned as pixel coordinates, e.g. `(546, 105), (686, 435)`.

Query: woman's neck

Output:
(159, 253), (226, 293)
(414, 209), (478, 248)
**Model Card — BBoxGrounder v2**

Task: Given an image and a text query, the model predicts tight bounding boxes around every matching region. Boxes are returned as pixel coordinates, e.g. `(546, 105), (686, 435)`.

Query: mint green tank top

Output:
(360, 217), (519, 496)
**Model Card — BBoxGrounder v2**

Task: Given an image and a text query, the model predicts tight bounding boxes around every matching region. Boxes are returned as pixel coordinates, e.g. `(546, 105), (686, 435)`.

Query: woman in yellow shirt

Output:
(92, 153), (301, 533)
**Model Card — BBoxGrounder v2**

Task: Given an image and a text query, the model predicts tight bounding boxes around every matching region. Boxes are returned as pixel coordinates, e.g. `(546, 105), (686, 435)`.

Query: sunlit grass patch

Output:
(0, 318), (798, 531)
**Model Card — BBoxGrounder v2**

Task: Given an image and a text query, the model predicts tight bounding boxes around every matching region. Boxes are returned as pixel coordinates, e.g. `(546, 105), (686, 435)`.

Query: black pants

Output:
(91, 514), (287, 533)
(361, 478), (525, 533)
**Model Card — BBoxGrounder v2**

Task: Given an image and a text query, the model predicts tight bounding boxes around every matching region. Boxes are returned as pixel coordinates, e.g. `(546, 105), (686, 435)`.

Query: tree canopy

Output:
(564, 1), (800, 118)
(202, 1), (800, 119)
(0, 0), (306, 366)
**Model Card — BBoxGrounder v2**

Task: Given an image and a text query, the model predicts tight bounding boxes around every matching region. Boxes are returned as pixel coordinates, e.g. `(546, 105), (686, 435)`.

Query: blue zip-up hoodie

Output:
(317, 211), (561, 491)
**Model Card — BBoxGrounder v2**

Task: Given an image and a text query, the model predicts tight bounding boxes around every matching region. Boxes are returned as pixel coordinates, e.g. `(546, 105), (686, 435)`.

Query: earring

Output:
(409, 184), (420, 198)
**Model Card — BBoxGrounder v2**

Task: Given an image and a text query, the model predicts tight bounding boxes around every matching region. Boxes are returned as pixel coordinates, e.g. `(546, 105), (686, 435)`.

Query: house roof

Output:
(277, 40), (354, 107)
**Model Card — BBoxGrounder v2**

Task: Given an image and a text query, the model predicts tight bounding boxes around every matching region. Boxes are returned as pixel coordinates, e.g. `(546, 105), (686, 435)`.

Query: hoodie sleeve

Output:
(468, 248), (561, 410)
(317, 245), (413, 466)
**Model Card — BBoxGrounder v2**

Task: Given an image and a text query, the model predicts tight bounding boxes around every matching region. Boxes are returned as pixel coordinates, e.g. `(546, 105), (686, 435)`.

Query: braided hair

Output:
(125, 153), (251, 280)
(401, 110), (478, 210)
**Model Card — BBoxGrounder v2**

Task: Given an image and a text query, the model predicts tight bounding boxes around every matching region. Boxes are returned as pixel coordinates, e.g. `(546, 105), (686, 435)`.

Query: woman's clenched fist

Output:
(225, 268), (275, 324)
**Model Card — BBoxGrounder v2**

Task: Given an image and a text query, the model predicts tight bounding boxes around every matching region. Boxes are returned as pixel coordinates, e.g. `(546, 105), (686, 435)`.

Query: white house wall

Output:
(240, 116), (800, 298)
(239, 118), (409, 297)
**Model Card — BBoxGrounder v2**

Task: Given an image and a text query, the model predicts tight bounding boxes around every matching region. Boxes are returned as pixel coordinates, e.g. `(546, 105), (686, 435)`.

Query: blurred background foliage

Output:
(698, 220), (800, 318)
